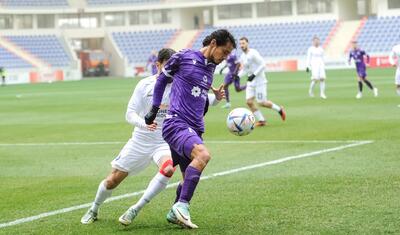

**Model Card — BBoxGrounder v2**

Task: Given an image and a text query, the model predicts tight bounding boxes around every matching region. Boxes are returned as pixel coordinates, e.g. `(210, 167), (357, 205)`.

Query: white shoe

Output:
(320, 94), (327, 99)
(373, 88), (378, 97)
(119, 208), (138, 226)
(356, 92), (362, 99)
(81, 209), (98, 224)
(221, 102), (231, 109)
(171, 202), (198, 229)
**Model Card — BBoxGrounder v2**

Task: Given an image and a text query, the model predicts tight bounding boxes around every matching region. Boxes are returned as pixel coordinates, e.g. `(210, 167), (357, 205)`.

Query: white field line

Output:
(0, 140), (373, 229)
(0, 140), (373, 147)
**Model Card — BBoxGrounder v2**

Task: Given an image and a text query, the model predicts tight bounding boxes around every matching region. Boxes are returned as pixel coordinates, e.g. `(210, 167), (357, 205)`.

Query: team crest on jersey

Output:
(192, 59), (197, 65)
(191, 86), (201, 97)
(203, 75), (208, 82)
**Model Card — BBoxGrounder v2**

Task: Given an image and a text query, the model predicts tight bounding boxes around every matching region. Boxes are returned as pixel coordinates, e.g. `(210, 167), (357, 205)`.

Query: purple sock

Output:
(178, 166), (201, 204)
(174, 183), (182, 203)
(225, 87), (230, 103)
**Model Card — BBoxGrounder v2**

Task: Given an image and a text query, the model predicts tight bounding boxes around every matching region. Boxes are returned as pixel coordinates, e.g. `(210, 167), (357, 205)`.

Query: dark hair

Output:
(239, 37), (248, 43)
(202, 29), (236, 48)
(157, 48), (176, 63)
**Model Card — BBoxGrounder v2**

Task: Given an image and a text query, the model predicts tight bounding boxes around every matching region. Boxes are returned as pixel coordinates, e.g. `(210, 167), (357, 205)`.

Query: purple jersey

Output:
(226, 53), (239, 74)
(349, 49), (370, 68)
(147, 54), (158, 75)
(153, 49), (216, 133)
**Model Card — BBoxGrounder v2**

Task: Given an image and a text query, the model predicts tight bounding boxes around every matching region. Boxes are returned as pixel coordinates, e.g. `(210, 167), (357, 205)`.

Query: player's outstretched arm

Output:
(146, 51), (182, 124)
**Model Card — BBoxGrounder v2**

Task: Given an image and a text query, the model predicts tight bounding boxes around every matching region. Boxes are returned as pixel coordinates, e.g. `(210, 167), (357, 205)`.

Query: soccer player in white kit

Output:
(307, 36), (327, 99)
(238, 37), (286, 126)
(81, 48), (177, 225)
(389, 43), (400, 105)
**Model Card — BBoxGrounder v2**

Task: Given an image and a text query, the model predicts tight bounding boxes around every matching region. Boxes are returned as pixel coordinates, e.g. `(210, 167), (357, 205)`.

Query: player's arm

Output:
(389, 49), (397, 66)
(145, 52), (181, 124)
(364, 50), (370, 64)
(249, 50), (265, 81)
(306, 47), (312, 72)
(348, 52), (353, 65)
(126, 82), (157, 131)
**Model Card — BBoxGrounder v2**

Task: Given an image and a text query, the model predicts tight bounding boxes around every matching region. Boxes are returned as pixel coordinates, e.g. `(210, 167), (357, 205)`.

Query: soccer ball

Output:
(226, 108), (256, 136)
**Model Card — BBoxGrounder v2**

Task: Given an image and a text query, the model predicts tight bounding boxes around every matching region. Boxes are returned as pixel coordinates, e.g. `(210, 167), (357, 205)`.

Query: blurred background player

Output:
(219, 50), (246, 108)
(238, 37), (285, 126)
(389, 42), (400, 106)
(307, 36), (327, 99)
(146, 50), (158, 75)
(348, 41), (378, 99)
(145, 29), (233, 229)
(0, 67), (6, 86)
(81, 48), (176, 225)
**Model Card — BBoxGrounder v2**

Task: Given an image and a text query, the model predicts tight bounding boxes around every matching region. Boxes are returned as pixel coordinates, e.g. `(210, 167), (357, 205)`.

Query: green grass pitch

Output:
(0, 68), (399, 234)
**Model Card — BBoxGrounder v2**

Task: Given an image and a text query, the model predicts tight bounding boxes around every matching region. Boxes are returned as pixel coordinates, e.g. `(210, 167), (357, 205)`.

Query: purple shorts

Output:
(162, 117), (203, 160)
(225, 73), (240, 86)
(356, 66), (367, 78)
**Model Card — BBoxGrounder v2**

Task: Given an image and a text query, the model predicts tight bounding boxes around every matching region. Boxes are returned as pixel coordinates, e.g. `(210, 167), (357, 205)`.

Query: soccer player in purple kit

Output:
(145, 29), (236, 229)
(146, 50), (158, 75)
(348, 41), (378, 99)
(219, 50), (246, 108)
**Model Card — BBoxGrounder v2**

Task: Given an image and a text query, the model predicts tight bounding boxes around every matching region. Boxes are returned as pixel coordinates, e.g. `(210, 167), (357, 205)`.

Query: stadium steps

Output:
(325, 20), (362, 59)
(0, 36), (49, 69)
(168, 30), (199, 51)
(345, 17), (368, 53)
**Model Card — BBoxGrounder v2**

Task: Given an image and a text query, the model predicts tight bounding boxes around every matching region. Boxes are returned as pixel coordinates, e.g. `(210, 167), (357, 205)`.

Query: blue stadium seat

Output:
(355, 16), (400, 53)
(5, 35), (72, 67)
(112, 29), (177, 64)
(191, 20), (336, 57)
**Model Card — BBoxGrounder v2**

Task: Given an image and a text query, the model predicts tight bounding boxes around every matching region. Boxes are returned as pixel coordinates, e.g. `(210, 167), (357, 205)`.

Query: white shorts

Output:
(311, 65), (326, 80)
(395, 69), (400, 85)
(246, 83), (267, 103)
(111, 138), (170, 175)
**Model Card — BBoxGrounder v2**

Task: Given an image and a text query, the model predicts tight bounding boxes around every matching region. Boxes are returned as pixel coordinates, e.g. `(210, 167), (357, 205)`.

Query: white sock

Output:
(253, 110), (265, 121)
(271, 103), (281, 112)
(91, 180), (112, 213)
(309, 80), (316, 93)
(320, 80), (326, 95)
(131, 173), (169, 212)
(397, 87), (400, 96)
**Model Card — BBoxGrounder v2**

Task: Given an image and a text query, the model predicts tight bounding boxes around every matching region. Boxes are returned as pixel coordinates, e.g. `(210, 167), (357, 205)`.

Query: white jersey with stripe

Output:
(238, 48), (267, 86)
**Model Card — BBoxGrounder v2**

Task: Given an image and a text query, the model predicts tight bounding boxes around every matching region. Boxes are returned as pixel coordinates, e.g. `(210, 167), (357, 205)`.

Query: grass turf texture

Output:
(0, 68), (399, 234)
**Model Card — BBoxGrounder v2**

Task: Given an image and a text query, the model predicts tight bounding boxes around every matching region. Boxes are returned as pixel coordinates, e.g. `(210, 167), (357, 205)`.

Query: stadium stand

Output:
(355, 16), (400, 53)
(1, 0), (68, 7)
(191, 20), (337, 57)
(112, 29), (177, 64)
(87, 0), (160, 6)
(0, 47), (32, 69)
(5, 35), (72, 67)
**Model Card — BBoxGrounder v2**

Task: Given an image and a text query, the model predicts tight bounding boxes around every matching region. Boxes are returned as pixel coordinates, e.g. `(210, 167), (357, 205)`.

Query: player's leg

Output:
(356, 75), (363, 99)
(119, 147), (175, 225)
(233, 75), (246, 92)
(309, 78), (317, 97)
(256, 83), (286, 121)
(319, 67), (327, 99)
(222, 75), (233, 109)
(361, 74), (378, 97)
(246, 85), (266, 126)
(172, 141), (210, 229)
(81, 168), (128, 224)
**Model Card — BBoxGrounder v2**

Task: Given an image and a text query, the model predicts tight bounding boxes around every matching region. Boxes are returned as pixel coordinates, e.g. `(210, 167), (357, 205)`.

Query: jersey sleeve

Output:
(153, 51), (182, 107)
(389, 47), (397, 65)
(363, 50), (370, 63)
(307, 47), (312, 67)
(125, 81), (147, 129)
(252, 50), (265, 76)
